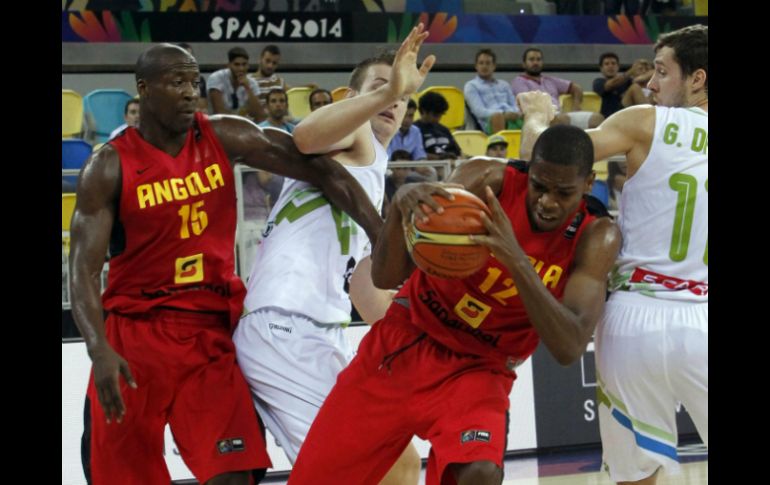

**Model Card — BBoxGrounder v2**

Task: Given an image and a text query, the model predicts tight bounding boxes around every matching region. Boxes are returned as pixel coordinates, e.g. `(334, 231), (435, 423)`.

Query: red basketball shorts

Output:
(289, 304), (515, 485)
(83, 309), (271, 485)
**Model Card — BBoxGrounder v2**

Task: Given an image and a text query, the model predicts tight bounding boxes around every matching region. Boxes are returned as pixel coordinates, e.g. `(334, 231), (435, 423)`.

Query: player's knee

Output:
(454, 460), (503, 485)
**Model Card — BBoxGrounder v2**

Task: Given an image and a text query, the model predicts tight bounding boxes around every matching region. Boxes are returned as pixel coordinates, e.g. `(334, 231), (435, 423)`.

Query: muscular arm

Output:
(211, 116), (383, 243)
(518, 92), (653, 175)
(349, 255), (395, 324)
(473, 188), (622, 365)
(69, 146), (137, 422)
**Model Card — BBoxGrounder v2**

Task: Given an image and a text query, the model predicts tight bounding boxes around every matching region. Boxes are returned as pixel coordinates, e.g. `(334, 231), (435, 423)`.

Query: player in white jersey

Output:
(233, 24), (435, 483)
(518, 24), (707, 485)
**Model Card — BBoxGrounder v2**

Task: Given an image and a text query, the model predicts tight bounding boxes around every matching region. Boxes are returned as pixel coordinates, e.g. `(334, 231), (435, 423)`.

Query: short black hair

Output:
(390, 150), (412, 161)
(124, 98), (139, 115)
(349, 50), (396, 91)
(522, 47), (542, 62)
(407, 98), (417, 110)
(261, 45), (281, 56)
(531, 125), (594, 177)
(599, 52), (619, 66)
(228, 47), (249, 62)
(655, 24), (708, 94)
(476, 48), (496, 64)
(418, 91), (449, 116)
(266, 88), (287, 102)
(308, 88), (332, 108)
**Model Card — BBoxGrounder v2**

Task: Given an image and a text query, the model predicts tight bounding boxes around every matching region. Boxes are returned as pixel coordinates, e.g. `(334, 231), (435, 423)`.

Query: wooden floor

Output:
(258, 442), (708, 484)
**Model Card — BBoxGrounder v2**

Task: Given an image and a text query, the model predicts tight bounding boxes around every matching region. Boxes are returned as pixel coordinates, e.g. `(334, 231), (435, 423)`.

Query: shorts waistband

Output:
(111, 307), (230, 327)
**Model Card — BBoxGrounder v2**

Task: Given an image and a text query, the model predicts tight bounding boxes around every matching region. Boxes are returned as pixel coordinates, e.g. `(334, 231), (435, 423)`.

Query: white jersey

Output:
(243, 131), (387, 324)
(611, 106), (708, 301)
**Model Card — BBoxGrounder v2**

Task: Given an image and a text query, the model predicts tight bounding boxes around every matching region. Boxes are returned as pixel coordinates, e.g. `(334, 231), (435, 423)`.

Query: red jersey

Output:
(395, 161), (606, 365)
(102, 113), (246, 325)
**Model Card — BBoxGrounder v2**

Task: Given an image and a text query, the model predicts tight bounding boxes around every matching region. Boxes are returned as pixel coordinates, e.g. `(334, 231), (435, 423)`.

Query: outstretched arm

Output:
(471, 186), (621, 365)
(518, 91), (653, 175)
(212, 116), (383, 243)
(293, 23), (436, 155)
(69, 146), (137, 424)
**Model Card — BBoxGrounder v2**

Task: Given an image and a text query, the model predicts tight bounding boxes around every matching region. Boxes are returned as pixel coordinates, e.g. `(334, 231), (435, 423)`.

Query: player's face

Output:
(260, 52), (280, 76)
(138, 54), (200, 135)
(526, 160), (592, 232)
(359, 63), (408, 144)
(648, 46), (687, 107)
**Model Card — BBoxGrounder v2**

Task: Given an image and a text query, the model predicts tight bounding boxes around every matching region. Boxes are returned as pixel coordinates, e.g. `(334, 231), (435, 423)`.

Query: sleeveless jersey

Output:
(611, 106), (708, 301)
(243, 130), (387, 324)
(102, 113), (246, 324)
(396, 161), (606, 364)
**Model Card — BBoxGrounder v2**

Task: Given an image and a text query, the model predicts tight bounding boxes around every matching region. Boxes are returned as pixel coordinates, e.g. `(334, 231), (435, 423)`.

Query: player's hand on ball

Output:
(393, 182), (463, 224)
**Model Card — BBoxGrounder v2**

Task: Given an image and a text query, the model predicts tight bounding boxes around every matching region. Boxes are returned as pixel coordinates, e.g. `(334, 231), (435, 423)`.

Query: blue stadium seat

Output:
(62, 139), (92, 191)
(83, 89), (134, 143)
(590, 179), (609, 207)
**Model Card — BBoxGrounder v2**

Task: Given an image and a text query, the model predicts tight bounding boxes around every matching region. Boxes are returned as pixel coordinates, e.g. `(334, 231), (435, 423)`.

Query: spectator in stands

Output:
(258, 88), (296, 133)
(108, 98), (139, 140)
(309, 88), (333, 111)
(176, 42), (209, 113)
(387, 99), (427, 160)
(250, 45), (289, 108)
(511, 48), (603, 129)
(414, 91), (463, 160)
(621, 59), (655, 108)
(464, 48), (522, 134)
(208, 47), (266, 121)
(485, 134), (509, 158)
(382, 150), (431, 219)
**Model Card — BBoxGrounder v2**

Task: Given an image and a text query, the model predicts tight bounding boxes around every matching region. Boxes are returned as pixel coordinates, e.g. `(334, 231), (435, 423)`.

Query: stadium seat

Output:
(62, 193), (76, 232)
(493, 130), (522, 159)
(331, 86), (349, 102)
(286, 87), (313, 120)
(83, 89), (134, 143)
(590, 179), (609, 208)
(419, 86), (465, 131)
(62, 89), (84, 138)
(62, 139), (92, 190)
(559, 92), (601, 113)
(452, 130), (488, 157)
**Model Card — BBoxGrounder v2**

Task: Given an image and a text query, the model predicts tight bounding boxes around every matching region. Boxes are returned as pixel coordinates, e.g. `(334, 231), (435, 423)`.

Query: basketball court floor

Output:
(251, 441), (708, 485)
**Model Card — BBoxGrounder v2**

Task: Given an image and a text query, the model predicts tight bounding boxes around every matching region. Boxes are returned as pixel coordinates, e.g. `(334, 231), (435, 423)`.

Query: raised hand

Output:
(389, 23), (437, 99)
(517, 91), (556, 123)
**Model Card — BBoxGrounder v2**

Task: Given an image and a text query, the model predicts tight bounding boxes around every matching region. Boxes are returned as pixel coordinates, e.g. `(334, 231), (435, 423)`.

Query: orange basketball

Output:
(405, 188), (492, 279)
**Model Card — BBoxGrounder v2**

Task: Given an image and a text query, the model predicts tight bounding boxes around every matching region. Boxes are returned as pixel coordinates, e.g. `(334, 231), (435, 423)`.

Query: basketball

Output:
(405, 188), (492, 279)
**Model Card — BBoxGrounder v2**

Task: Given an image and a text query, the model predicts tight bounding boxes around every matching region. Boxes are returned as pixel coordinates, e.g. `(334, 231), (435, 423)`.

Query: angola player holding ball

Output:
(288, 124), (622, 485)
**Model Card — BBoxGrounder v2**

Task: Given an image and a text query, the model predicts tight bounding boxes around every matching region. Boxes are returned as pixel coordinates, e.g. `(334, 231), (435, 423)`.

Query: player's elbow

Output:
(292, 125), (317, 154)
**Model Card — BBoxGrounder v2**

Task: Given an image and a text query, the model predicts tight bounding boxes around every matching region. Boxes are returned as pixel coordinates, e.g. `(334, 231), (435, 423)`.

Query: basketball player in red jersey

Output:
(288, 125), (622, 485)
(68, 44), (382, 485)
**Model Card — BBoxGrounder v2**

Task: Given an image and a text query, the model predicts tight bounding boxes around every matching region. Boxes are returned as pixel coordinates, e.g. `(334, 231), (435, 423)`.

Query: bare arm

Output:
(349, 255), (395, 324)
(293, 23), (435, 155)
(517, 91), (653, 175)
(208, 88), (232, 115)
(568, 82), (583, 111)
(69, 146), (137, 423)
(472, 187), (622, 365)
(241, 77), (267, 122)
(211, 116), (383, 243)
